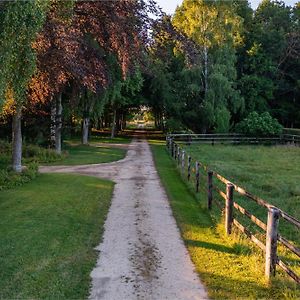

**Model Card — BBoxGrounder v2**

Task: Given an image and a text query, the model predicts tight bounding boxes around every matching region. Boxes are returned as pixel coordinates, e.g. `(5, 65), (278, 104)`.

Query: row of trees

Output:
(0, 0), (299, 172)
(0, 0), (158, 172)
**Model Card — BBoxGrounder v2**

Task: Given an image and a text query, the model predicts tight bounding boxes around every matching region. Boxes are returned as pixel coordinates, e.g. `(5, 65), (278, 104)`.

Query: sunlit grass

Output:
(67, 135), (132, 144)
(0, 173), (114, 299)
(46, 142), (127, 165)
(151, 143), (300, 299)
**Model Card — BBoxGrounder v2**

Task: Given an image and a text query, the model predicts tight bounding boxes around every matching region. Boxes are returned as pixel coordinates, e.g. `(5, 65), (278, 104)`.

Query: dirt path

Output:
(40, 140), (208, 300)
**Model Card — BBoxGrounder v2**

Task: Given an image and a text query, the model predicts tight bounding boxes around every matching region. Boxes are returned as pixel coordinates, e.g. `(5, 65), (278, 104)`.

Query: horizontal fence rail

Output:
(167, 133), (300, 146)
(166, 135), (300, 285)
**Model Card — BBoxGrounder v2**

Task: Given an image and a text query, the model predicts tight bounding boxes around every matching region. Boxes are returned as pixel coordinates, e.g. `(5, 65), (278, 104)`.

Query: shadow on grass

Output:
(198, 271), (278, 300)
(185, 239), (235, 254)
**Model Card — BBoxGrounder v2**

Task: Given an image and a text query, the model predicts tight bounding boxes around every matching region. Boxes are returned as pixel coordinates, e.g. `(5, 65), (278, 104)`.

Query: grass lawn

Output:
(46, 141), (127, 165)
(181, 144), (300, 241)
(0, 173), (113, 299)
(151, 142), (300, 299)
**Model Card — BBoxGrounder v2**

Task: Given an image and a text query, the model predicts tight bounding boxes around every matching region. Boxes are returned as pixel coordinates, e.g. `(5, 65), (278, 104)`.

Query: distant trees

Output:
(239, 0), (300, 127)
(143, 0), (300, 133)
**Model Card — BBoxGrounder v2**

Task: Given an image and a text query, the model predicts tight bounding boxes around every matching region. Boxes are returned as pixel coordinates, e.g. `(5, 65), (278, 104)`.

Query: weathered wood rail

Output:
(168, 133), (300, 145)
(166, 136), (300, 284)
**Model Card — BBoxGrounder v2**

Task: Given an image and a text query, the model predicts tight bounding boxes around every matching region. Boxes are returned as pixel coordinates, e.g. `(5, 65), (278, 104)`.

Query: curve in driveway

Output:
(40, 139), (208, 300)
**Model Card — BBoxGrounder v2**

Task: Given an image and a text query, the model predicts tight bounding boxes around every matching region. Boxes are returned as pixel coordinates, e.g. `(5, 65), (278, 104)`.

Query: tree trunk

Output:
(122, 113), (126, 130)
(12, 105), (22, 173)
(204, 46), (208, 93)
(82, 117), (90, 145)
(55, 92), (63, 154)
(50, 99), (56, 148)
(111, 108), (117, 139)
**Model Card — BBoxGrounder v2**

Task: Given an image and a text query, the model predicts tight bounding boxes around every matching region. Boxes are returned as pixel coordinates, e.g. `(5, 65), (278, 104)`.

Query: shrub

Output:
(0, 140), (62, 190)
(235, 112), (283, 136)
(165, 118), (186, 133)
(0, 163), (39, 191)
(22, 144), (62, 163)
(0, 140), (11, 155)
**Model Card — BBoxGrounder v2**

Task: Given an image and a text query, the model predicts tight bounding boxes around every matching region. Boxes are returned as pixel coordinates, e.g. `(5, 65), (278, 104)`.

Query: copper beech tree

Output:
(29, 0), (156, 153)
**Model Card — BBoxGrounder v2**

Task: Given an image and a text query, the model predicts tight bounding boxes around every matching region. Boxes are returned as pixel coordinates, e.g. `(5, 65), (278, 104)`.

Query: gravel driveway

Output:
(40, 139), (208, 300)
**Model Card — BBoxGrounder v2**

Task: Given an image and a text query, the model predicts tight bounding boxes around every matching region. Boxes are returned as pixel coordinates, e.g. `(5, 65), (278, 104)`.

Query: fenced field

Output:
(167, 134), (300, 285)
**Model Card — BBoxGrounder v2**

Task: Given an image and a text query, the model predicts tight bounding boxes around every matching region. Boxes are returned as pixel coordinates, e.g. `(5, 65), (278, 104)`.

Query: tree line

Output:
(0, 0), (299, 172)
(145, 0), (299, 133)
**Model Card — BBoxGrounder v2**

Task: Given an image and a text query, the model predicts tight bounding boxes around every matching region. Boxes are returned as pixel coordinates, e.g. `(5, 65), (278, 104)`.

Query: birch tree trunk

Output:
(82, 117), (90, 145)
(50, 98), (56, 148)
(12, 105), (22, 173)
(55, 92), (63, 154)
(111, 108), (117, 139)
(204, 46), (208, 93)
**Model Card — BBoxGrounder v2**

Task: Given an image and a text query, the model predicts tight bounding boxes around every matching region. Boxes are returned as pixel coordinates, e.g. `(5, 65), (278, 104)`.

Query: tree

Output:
(239, 0), (300, 127)
(172, 0), (244, 132)
(29, 0), (155, 149)
(0, 1), (49, 172)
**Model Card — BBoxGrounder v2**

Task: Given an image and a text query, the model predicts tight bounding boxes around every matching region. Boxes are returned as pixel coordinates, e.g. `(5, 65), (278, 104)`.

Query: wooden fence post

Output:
(265, 207), (280, 281)
(177, 147), (180, 165)
(195, 161), (200, 192)
(181, 150), (185, 173)
(173, 143), (177, 159)
(207, 171), (213, 210)
(225, 183), (234, 235)
(187, 156), (191, 181)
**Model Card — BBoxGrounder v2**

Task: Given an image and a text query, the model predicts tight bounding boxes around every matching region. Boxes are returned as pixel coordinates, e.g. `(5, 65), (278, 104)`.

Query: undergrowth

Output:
(0, 140), (62, 190)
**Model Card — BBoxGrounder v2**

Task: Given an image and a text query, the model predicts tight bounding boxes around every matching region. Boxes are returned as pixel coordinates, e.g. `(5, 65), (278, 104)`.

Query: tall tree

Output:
(0, 1), (49, 172)
(173, 0), (244, 132)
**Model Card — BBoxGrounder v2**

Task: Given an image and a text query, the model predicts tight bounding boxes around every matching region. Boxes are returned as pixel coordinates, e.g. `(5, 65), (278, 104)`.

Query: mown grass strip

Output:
(151, 142), (300, 299)
(0, 173), (113, 299)
(46, 142), (127, 166)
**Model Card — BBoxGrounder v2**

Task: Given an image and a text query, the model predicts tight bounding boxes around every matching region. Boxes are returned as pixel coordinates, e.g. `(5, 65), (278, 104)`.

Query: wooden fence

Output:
(167, 133), (300, 145)
(166, 137), (300, 284)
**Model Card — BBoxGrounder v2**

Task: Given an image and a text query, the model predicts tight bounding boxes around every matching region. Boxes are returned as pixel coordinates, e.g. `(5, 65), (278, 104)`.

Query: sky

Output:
(155, 0), (299, 15)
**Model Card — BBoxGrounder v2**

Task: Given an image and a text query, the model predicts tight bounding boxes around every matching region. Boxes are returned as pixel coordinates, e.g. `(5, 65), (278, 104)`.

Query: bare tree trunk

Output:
(50, 98), (56, 148)
(82, 117), (90, 144)
(12, 105), (22, 173)
(111, 108), (117, 139)
(55, 92), (63, 154)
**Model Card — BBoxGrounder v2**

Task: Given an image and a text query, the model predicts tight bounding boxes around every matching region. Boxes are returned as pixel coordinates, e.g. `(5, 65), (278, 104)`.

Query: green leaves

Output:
(0, 1), (49, 106)
(235, 111), (283, 136)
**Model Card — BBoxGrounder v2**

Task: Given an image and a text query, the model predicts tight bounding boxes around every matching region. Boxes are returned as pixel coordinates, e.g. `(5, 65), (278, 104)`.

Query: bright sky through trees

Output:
(156, 0), (299, 14)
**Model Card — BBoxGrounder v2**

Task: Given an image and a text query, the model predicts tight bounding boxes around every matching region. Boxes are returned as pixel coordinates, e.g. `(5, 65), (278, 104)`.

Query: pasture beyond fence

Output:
(166, 133), (300, 285)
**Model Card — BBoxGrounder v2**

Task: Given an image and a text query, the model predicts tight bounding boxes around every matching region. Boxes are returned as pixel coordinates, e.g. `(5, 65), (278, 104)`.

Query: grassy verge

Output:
(0, 173), (113, 299)
(0, 137), (128, 189)
(151, 142), (300, 299)
(46, 142), (127, 166)
(68, 135), (132, 144)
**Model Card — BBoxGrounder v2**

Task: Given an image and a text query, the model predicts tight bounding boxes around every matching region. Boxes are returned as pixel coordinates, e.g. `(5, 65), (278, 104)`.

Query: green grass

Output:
(182, 144), (300, 241)
(68, 135), (132, 144)
(0, 173), (113, 299)
(151, 142), (300, 299)
(47, 142), (127, 165)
